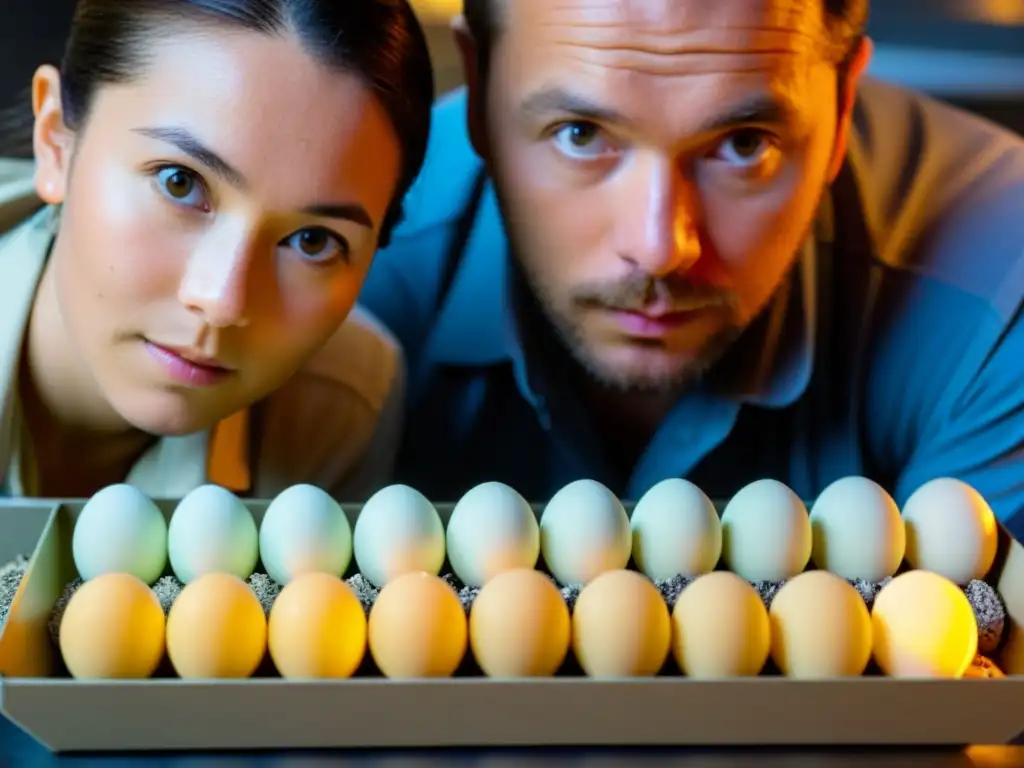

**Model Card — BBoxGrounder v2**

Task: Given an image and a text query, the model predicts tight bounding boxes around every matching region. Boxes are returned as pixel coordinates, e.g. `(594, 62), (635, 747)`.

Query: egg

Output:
(871, 570), (978, 678)
(469, 569), (570, 677)
(166, 572), (267, 679)
(72, 484), (168, 585)
(58, 573), (165, 679)
(902, 478), (998, 585)
(353, 485), (446, 588)
(671, 572), (770, 678)
(258, 484), (352, 586)
(769, 571), (873, 678)
(631, 479), (722, 581)
(572, 570), (670, 677)
(539, 479), (631, 586)
(721, 479), (811, 582)
(446, 482), (540, 587)
(809, 476), (905, 582)
(368, 572), (467, 678)
(268, 573), (366, 679)
(168, 485), (259, 584)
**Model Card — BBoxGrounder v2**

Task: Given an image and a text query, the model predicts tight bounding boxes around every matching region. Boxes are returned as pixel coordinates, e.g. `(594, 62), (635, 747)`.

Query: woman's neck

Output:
(18, 254), (153, 496)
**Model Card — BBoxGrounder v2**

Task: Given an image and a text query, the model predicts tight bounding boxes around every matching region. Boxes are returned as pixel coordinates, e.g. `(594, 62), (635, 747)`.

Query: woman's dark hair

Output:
(2, 0), (435, 246)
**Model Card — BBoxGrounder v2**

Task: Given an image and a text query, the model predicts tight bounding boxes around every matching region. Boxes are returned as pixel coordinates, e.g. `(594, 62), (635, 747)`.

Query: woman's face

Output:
(32, 29), (401, 436)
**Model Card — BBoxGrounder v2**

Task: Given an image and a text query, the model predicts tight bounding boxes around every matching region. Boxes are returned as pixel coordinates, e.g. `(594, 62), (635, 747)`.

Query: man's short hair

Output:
(463, 0), (869, 73)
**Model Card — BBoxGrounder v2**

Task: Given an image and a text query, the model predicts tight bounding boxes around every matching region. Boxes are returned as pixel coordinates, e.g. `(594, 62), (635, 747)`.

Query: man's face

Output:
(471, 0), (858, 392)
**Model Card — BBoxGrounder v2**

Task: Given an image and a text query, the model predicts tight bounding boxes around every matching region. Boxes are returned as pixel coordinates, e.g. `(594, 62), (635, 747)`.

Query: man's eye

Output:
(715, 130), (776, 167)
(552, 122), (615, 159)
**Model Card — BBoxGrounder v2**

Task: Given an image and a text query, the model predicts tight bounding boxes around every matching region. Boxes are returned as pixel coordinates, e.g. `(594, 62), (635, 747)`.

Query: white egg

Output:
(539, 479), (631, 586)
(809, 476), (906, 581)
(721, 479), (811, 582)
(72, 484), (168, 584)
(446, 481), (539, 587)
(353, 484), (445, 587)
(902, 478), (998, 584)
(168, 484), (259, 584)
(258, 484), (352, 585)
(631, 478), (722, 581)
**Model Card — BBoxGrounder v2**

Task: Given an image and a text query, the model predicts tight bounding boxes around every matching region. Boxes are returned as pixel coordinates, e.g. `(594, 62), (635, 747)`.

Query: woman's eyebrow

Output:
(133, 125), (374, 229)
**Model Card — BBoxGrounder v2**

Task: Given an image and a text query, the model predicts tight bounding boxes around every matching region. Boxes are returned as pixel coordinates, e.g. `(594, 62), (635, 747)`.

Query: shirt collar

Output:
(0, 205), (251, 496)
(423, 178), (827, 411)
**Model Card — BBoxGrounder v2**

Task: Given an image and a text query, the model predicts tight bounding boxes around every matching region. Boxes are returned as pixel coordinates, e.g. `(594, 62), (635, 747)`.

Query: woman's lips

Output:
(144, 341), (233, 387)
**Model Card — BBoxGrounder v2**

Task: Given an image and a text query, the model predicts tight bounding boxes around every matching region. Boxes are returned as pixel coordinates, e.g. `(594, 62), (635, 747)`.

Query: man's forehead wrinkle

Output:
(527, 0), (829, 58)
(555, 48), (804, 79)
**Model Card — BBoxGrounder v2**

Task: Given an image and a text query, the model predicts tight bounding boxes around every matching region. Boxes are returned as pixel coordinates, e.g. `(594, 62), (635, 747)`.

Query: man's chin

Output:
(575, 344), (709, 394)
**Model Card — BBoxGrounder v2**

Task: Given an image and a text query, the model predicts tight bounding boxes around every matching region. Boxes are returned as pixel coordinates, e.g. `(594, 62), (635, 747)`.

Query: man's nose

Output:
(177, 222), (254, 328)
(617, 158), (702, 277)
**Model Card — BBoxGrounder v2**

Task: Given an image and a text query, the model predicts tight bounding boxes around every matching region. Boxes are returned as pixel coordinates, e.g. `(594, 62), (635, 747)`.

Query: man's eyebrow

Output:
(697, 94), (798, 134)
(134, 125), (248, 189)
(519, 88), (798, 135)
(520, 87), (633, 127)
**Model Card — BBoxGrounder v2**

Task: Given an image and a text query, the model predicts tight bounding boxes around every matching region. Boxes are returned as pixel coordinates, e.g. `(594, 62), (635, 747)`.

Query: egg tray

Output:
(0, 497), (1022, 754)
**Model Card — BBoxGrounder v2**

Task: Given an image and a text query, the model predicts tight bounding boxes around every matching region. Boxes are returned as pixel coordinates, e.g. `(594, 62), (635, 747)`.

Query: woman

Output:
(0, 0), (434, 500)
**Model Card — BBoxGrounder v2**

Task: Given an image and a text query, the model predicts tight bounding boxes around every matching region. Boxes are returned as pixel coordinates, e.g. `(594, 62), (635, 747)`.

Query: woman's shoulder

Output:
(297, 304), (403, 415)
(0, 158), (45, 239)
(253, 305), (405, 500)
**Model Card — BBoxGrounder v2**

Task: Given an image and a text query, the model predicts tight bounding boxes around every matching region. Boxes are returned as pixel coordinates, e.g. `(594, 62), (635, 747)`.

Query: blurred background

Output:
(1, 0), (1022, 136)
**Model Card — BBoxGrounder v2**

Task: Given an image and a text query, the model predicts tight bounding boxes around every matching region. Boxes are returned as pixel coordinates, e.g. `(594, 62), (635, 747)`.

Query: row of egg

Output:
(71, 474), (999, 597)
(58, 563), (980, 682)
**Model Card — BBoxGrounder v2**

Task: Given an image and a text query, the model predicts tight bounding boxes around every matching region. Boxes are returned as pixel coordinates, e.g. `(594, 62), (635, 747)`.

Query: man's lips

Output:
(604, 305), (717, 338)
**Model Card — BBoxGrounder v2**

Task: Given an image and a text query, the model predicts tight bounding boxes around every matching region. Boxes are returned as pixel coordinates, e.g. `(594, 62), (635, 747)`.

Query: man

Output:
(360, 0), (1024, 539)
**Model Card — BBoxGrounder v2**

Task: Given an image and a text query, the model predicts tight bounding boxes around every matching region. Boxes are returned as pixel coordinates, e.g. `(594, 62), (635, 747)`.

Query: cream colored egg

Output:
(59, 573), (166, 679)
(721, 479), (811, 582)
(540, 480), (631, 586)
(671, 572), (770, 678)
(631, 479), (722, 581)
(470, 569), (570, 677)
(368, 572), (467, 678)
(902, 478), (998, 585)
(446, 482), (540, 587)
(572, 570), (670, 677)
(353, 485), (446, 588)
(810, 476), (905, 582)
(872, 570), (978, 678)
(769, 571), (873, 678)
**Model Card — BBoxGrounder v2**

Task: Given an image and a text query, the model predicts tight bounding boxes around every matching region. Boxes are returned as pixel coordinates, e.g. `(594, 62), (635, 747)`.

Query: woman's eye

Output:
(715, 130), (776, 167)
(551, 121), (616, 160)
(282, 228), (349, 264)
(155, 166), (209, 210)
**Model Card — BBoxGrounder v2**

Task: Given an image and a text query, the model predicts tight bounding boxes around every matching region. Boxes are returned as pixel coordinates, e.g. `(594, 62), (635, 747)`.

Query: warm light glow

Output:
(964, 0), (1024, 24)
(410, 0), (461, 22)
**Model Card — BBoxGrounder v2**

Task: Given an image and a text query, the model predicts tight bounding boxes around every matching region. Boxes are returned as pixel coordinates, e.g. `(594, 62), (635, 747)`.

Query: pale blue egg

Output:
(72, 484), (168, 584)
(258, 484), (352, 585)
(168, 484), (258, 583)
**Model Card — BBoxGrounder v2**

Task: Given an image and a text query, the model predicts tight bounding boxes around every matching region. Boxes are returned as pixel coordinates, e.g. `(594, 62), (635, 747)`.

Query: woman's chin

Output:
(113, 390), (237, 438)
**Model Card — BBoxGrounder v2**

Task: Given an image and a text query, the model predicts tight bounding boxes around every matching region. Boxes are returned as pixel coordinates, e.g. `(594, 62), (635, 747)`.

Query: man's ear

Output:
(451, 14), (489, 162)
(826, 36), (873, 183)
(32, 64), (75, 205)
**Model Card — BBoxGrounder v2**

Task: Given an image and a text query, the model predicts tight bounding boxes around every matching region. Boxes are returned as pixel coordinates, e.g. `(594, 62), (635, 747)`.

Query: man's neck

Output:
(576, 371), (683, 478)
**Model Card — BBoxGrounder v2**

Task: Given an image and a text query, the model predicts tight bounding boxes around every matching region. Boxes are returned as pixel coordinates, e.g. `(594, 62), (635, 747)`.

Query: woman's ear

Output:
(451, 14), (489, 162)
(32, 65), (75, 205)
(827, 37), (873, 183)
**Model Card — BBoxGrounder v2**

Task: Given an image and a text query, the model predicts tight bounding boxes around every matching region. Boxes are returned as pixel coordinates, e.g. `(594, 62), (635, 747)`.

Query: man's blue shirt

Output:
(360, 79), (1024, 540)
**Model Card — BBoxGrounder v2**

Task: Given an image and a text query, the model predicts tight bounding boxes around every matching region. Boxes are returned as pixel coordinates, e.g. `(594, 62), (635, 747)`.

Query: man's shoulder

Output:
(849, 78), (1024, 319)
